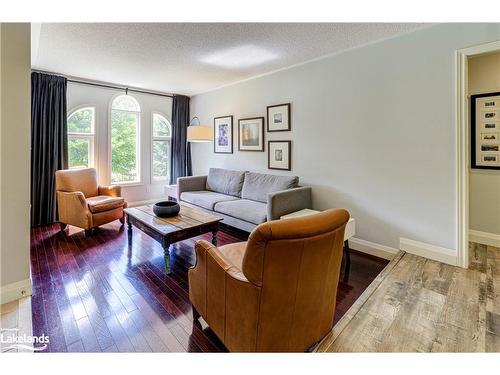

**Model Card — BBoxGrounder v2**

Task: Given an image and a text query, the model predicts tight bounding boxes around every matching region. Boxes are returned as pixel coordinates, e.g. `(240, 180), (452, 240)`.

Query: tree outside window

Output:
(67, 107), (95, 169)
(110, 95), (141, 184)
(152, 113), (171, 182)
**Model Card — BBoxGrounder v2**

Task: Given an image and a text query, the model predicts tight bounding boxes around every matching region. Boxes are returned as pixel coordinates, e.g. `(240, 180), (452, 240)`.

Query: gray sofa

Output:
(177, 168), (312, 232)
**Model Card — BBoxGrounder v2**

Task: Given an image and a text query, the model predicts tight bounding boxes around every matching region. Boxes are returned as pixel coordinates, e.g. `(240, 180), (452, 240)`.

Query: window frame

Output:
(150, 111), (172, 183)
(67, 106), (96, 169)
(108, 94), (142, 186)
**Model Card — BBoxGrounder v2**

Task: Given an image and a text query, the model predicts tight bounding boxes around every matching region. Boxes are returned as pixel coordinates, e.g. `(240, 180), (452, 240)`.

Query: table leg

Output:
(211, 229), (218, 246)
(343, 240), (351, 282)
(163, 241), (171, 274)
(127, 214), (132, 233)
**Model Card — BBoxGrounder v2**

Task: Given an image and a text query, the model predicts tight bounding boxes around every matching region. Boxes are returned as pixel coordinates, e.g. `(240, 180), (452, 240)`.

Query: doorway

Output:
(456, 40), (500, 268)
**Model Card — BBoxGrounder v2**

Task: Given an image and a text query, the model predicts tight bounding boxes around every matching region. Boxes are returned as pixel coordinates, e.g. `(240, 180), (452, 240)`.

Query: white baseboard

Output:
(348, 237), (399, 260)
(469, 230), (500, 248)
(400, 237), (457, 266)
(0, 278), (32, 304)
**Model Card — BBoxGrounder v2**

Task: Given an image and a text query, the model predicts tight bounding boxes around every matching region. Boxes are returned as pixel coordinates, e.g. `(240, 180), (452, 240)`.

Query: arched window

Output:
(110, 95), (141, 184)
(67, 107), (95, 169)
(151, 113), (172, 182)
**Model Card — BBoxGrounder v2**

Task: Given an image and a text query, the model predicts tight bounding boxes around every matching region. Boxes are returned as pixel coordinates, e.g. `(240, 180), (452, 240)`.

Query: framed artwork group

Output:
(212, 102), (293, 170)
(471, 92), (500, 170)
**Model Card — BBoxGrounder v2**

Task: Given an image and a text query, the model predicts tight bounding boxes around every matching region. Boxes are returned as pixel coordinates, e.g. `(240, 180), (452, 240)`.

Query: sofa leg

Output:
(59, 223), (67, 232)
(84, 229), (93, 237)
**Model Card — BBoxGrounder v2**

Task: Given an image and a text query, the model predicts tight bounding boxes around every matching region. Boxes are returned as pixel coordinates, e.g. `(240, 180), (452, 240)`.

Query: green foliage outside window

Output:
(111, 111), (138, 183)
(68, 108), (93, 133)
(152, 113), (171, 181)
(67, 99), (170, 183)
(68, 107), (94, 169)
(153, 114), (171, 137)
(68, 138), (90, 168)
(153, 140), (169, 180)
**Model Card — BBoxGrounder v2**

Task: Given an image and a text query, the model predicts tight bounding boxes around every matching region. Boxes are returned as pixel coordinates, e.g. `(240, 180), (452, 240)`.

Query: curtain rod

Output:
(31, 69), (176, 99)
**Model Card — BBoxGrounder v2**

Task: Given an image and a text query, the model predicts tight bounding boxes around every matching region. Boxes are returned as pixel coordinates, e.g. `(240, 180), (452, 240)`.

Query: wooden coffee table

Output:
(124, 204), (223, 273)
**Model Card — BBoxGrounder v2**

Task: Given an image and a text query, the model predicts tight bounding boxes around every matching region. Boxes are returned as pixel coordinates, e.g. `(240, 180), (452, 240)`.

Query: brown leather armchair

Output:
(55, 168), (127, 235)
(188, 208), (349, 352)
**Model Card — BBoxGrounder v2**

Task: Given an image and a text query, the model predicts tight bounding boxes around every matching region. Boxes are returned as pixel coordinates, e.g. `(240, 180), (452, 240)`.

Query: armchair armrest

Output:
(57, 191), (87, 210)
(176, 175), (207, 201)
(189, 239), (256, 341)
(189, 239), (223, 318)
(56, 191), (92, 229)
(98, 184), (122, 197)
(267, 186), (312, 221)
(194, 240), (252, 282)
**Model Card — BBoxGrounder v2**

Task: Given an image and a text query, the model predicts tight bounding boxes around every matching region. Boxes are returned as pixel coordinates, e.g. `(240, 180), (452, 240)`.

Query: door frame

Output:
(456, 40), (500, 268)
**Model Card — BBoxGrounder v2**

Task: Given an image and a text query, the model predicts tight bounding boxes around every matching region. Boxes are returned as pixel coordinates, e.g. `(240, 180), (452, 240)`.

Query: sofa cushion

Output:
(86, 195), (125, 213)
(180, 190), (239, 210)
(206, 168), (246, 197)
(214, 199), (267, 225)
(241, 172), (299, 203)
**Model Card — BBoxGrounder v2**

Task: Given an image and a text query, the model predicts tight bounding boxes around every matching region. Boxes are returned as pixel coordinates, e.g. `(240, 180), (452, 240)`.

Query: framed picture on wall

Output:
(268, 141), (291, 170)
(471, 92), (500, 170)
(238, 117), (265, 151)
(267, 103), (291, 132)
(214, 115), (233, 153)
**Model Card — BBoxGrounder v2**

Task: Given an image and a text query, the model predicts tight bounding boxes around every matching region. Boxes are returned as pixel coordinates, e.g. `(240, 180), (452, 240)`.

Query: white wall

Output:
(0, 23), (32, 303)
(190, 23), (500, 257)
(468, 51), (500, 235)
(67, 83), (172, 203)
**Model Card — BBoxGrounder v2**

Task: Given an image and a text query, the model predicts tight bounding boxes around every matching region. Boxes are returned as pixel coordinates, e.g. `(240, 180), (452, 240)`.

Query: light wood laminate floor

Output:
(0, 297), (33, 352)
(317, 243), (500, 352)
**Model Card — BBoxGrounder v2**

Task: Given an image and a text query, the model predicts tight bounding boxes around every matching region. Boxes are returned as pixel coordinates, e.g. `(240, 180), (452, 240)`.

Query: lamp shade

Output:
(187, 125), (213, 142)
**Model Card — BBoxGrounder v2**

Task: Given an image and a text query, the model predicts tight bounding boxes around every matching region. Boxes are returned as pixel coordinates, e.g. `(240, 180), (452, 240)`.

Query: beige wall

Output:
(0, 23), (32, 303)
(468, 51), (500, 235)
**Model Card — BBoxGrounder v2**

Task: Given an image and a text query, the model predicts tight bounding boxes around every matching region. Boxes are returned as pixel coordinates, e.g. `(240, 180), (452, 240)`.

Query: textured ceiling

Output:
(33, 23), (429, 96)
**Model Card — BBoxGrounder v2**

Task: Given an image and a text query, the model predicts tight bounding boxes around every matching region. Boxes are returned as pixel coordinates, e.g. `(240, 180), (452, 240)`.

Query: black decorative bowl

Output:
(153, 201), (180, 217)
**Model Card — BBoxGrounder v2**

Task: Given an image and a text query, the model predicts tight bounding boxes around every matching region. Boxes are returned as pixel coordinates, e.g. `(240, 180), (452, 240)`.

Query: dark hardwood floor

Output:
(30, 221), (388, 352)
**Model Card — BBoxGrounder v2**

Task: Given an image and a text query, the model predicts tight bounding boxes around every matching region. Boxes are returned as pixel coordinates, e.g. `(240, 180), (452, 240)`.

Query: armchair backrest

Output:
(55, 168), (98, 198)
(242, 208), (349, 351)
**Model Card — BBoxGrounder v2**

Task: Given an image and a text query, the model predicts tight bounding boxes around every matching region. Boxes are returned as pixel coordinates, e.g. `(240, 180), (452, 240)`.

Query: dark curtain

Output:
(30, 72), (68, 226)
(170, 94), (192, 184)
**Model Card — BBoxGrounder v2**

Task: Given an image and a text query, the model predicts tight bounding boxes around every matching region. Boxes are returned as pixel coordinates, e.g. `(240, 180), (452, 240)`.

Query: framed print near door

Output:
(214, 115), (233, 154)
(471, 92), (500, 169)
(267, 103), (291, 132)
(268, 141), (291, 170)
(238, 117), (265, 151)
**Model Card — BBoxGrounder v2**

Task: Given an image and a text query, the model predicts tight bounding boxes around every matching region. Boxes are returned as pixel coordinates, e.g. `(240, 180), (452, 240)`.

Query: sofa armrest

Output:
(177, 175), (207, 201)
(98, 184), (122, 197)
(56, 191), (92, 229)
(267, 186), (312, 221)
